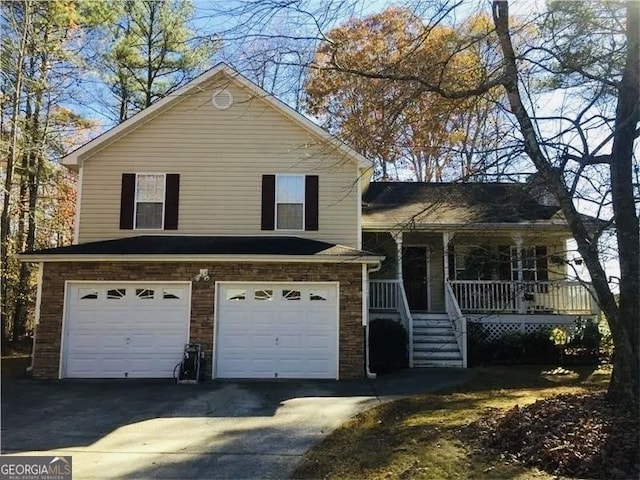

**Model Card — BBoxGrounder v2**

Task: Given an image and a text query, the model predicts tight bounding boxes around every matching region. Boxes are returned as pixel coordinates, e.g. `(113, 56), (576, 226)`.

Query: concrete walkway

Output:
(1, 369), (470, 479)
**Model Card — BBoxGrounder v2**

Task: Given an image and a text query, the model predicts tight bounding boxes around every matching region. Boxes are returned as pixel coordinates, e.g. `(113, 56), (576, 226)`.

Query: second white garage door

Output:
(215, 282), (339, 379)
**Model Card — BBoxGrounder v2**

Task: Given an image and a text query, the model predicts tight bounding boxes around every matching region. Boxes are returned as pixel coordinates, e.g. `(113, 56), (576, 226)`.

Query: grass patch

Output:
(292, 365), (611, 480)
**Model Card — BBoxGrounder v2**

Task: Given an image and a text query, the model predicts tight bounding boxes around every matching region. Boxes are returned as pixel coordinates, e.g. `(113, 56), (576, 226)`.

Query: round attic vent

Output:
(212, 88), (233, 110)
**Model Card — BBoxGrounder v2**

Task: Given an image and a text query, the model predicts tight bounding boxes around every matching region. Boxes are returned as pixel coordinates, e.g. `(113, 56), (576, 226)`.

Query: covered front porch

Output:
(364, 230), (600, 368)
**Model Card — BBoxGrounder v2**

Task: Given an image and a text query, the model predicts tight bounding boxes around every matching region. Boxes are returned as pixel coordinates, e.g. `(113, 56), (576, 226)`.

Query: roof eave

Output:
(17, 253), (385, 264)
(361, 221), (572, 233)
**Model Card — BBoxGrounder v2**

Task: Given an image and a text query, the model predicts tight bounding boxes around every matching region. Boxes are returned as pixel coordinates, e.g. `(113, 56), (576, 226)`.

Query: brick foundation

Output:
(35, 261), (364, 379)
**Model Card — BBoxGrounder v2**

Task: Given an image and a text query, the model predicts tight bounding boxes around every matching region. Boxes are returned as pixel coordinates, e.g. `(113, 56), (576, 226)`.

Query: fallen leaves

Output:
(474, 392), (639, 479)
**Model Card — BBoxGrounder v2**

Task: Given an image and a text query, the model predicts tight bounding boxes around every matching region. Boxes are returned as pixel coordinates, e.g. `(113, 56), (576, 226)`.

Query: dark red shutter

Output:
(119, 173), (136, 230)
(261, 175), (275, 230)
(164, 174), (180, 230)
(305, 175), (319, 231)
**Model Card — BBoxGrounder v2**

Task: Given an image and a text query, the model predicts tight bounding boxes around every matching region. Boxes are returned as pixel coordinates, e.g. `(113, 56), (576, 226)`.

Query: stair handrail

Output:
(397, 282), (414, 368)
(445, 281), (467, 368)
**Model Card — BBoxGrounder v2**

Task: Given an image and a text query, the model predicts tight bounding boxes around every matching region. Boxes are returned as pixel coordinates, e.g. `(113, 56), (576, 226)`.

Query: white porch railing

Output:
(369, 279), (401, 311)
(369, 279), (414, 367)
(445, 282), (467, 368)
(448, 280), (597, 315)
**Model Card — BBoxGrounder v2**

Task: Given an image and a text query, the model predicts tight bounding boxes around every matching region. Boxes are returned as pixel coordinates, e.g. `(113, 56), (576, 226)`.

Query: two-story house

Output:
(21, 65), (601, 380)
(21, 64), (382, 380)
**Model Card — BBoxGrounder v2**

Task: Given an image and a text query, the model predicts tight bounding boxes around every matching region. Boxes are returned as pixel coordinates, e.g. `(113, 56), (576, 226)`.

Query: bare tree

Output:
(492, 0), (638, 405)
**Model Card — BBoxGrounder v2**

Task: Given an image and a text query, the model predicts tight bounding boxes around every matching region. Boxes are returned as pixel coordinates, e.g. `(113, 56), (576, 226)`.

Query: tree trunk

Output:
(491, 0), (639, 406)
(145, 0), (156, 108)
(12, 19), (47, 342)
(605, 0), (640, 405)
(0, 1), (30, 342)
(12, 144), (42, 340)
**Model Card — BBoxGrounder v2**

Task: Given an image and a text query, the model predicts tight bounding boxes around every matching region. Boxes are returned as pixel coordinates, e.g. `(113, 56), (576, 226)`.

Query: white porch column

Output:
(443, 232), (451, 281)
(513, 235), (525, 314)
(394, 231), (404, 282)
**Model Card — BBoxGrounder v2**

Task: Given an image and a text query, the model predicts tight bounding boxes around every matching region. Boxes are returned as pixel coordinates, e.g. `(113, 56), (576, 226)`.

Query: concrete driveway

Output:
(1, 369), (470, 479)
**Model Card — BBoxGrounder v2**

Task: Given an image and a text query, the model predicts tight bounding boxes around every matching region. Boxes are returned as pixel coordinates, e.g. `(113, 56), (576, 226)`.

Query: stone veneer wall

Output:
(35, 261), (364, 379)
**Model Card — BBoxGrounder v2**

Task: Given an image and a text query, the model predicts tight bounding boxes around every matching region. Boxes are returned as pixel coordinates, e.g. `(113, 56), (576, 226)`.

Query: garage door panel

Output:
(251, 310), (278, 327)
(218, 358), (276, 378)
(278, 360), (332, 378)
(128, 336), (185, 354)
(251, 333), (275, 348)
(66, 356), (126, 378)
(216, 282), (338, 379)
(278, 310), (305, 327)
(218, 310), (251, 327)
(64, 282), (190, 379)
(278, 334), (302, 348)
(124, 355), (183, 378)
(217, 334), (248, 349)
(304, 334), (333, 349)
(67, 332), (127, 352)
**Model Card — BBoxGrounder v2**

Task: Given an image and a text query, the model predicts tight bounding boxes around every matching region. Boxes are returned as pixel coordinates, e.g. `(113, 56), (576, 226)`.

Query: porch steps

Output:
(412, 313), (463, 368)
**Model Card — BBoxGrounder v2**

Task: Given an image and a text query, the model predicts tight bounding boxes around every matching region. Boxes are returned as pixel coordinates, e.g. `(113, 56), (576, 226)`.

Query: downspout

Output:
(27, 262), (43, 373)
(364, 261), (382, 379)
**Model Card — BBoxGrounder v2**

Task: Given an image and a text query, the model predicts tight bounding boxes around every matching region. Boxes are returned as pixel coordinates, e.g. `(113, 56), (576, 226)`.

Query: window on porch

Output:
(451, 244), (550, 282)
(509, 246), (548, 282)
(451, 245), (510, 281)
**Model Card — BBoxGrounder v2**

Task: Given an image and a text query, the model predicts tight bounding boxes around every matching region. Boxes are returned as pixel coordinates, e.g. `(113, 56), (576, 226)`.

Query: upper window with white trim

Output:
(276, 175), (304, 230)
(135, 174), (165, 229)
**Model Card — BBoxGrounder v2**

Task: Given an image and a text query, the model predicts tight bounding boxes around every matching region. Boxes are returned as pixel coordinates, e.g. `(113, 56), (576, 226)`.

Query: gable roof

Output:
(19, 235), (382, 263)
(62, 63), (372, 170)
(362, 182), (568, 230)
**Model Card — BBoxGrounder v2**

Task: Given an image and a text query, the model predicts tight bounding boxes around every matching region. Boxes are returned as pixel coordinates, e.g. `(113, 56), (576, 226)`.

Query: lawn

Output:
(292, 365), (632, 480)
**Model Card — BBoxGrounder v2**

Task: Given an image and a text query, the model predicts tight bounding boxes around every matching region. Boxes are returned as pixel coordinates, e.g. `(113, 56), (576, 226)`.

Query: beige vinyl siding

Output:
(78, 79), (360, 247)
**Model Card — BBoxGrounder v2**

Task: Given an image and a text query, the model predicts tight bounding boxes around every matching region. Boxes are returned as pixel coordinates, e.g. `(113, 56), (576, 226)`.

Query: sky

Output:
(81, 0), (628, 287)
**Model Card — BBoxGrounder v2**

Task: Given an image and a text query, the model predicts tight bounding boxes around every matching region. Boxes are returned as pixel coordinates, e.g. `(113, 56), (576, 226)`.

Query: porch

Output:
(365, 231), (600, 369)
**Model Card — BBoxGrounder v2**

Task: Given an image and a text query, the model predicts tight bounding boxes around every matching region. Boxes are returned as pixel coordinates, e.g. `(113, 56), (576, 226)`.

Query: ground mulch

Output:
(1, 338), (32, 357)
(472, 392), (639, 479)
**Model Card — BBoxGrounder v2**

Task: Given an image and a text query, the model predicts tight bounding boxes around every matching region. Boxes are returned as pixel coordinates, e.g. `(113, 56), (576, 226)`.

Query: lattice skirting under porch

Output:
(471, 318), (578, 342)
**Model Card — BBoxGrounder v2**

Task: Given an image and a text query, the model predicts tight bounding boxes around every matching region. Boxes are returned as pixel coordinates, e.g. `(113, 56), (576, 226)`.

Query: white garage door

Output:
(62, 282), (190, 378)
(215, 283), (339, 379)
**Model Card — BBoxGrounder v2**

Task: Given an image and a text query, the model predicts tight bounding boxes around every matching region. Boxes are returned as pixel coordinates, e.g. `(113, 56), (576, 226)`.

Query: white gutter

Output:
(364, 260), (382, 379)
(17, 253), (385, 264)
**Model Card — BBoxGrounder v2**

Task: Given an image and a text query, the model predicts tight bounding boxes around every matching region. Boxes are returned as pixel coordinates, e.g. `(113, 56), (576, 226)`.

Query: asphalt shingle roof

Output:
(362, 182), (562, 226)
(21, 235), (375, 257)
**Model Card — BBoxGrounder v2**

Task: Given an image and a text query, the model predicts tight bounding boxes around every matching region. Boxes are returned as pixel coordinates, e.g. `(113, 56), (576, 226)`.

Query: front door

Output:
(402, 247), (428, 310)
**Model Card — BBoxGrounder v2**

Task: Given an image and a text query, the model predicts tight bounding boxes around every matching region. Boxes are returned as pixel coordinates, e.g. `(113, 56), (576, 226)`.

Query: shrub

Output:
(468, 318), (606, 367)
(563, 316), (602, 364)
(369, 318), (408, 374)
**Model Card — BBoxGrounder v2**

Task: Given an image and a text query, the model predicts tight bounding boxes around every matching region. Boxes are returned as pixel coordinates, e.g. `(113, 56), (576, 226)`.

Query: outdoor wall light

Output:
(194, 269), (210, 282)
